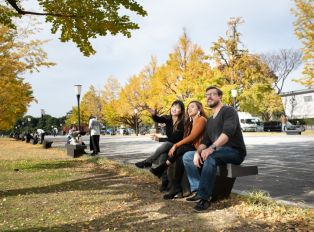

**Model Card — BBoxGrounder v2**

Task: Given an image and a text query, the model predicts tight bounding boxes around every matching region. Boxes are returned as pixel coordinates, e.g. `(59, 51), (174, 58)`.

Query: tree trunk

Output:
(155, 122), (159, 133)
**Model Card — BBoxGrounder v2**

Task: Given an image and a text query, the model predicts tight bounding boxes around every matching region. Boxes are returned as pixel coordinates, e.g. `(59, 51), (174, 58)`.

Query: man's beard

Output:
(208, 99), (219, 108)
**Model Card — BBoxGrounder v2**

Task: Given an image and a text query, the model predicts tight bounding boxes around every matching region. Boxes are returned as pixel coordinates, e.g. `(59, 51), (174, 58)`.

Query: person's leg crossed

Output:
(183, 151), (200, 193)
(146, 142), (174, 164)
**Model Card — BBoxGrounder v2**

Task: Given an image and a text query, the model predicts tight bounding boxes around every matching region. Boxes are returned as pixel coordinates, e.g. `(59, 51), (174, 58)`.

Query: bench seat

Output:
(286, 130), (302, 135)
(43, 141), (53, 149)
(153, 158), (258, 201)
(65, 144), (86, 158)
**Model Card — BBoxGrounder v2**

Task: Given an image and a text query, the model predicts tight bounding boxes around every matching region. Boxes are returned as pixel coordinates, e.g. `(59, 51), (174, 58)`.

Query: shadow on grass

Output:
(22, 160), (84, 171)
(0, 171), (129, 198)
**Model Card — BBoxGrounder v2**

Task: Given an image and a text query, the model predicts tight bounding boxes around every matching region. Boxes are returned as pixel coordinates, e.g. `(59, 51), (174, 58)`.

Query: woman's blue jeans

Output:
(182, 146), (244, 200)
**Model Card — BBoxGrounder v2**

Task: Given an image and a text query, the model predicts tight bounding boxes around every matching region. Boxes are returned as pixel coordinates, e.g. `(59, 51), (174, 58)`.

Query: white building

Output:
(280, 89), (314, 119)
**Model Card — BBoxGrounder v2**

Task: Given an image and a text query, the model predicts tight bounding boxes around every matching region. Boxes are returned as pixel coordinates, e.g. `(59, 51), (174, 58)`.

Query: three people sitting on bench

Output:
(136, 86), (247, 213)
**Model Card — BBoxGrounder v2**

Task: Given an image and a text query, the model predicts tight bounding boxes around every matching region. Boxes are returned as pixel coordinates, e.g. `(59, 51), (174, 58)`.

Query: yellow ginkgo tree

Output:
(1, 0), (147, 56)
(0, 18), (56, 130)
(291, 0), (314, 88)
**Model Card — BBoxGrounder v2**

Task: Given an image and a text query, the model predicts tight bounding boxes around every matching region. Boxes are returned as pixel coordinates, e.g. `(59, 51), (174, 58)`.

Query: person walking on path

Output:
(135, 100), (185, 192)
(281, 114), (287, 132)
(89, 116), (103, 156)
(182, 86), (246, 212)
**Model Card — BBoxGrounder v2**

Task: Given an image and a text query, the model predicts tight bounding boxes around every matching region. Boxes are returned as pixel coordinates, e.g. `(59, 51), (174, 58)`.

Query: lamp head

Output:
(22, 122), (24, 125)
(74, 85), (82, 96)
(40, 109), (44, 115)
(28, 118), (31, 122)
(134, 109), (138, 114)
(231, 89), (237, 98)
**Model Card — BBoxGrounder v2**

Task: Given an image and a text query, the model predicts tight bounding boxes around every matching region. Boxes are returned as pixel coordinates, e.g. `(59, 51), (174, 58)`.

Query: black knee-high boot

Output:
(163, 179), (183, 200)
(159, 167), (169, 192)
(149, 162), (168, 178)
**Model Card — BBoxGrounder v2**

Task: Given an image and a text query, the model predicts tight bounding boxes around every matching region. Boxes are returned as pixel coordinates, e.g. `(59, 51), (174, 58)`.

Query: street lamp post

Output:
(60, 124), (62, 134)
(231, 89), (237, 110)
(22, 122), (24, 131)
(134, 109), (138, 136)
(28, 118), (31, 133)
(74, 85), (82, 130)
(40, 109), (45, 129)
(18, 124), (20, 133)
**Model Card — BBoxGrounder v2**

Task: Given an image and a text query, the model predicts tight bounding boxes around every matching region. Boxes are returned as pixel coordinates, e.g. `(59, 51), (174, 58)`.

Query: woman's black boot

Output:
(163, 180), (183, 200)
(159, 168), (169, 192)
(149, 163), (168, 178)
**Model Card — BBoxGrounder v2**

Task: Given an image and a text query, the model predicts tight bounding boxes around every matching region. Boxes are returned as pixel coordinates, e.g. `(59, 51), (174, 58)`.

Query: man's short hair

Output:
(206, 86), (223, 96)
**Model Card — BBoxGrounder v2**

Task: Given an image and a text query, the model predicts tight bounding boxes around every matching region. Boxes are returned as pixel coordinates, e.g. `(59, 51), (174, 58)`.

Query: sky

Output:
(20, 0), (306, 118)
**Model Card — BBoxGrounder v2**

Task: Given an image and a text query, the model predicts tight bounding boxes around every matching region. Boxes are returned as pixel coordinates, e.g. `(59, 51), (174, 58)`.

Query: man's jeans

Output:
(182, 146), (244, 200)
(146, 142), (174, 164)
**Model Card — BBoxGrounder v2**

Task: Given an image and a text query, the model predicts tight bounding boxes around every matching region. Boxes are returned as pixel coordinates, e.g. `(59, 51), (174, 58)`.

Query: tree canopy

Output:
(0, 18), (56, 130)
(291, 0), (314, 88)
(68, 18), (286, 128)
(1, 0), (147, 56)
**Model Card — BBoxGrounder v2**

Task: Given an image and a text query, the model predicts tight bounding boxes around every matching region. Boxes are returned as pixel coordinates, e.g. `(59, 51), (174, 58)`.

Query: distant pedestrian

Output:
(281, 114), (287, 132)
(296, 121), (300, 129)
(53, 129), (56, 137)
(89, 116), (103, 156)
(34, 128), (45, 143)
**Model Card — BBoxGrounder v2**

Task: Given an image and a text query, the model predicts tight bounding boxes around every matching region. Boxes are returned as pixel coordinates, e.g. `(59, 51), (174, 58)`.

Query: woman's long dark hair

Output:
(163, 100), (185, 134)
(183, 101), (208, 138)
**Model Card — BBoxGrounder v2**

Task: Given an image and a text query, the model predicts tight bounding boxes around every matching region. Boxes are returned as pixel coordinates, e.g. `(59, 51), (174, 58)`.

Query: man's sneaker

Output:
(135, 160), (152, 168)
(186, 195), (202, 203)
(193, 199), (212, 212)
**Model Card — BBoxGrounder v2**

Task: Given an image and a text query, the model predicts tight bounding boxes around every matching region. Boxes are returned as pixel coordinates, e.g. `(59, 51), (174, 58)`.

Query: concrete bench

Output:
(31, 139), (38, 145)
(65, 144), (86, 158)
(43, 141), (53, 149)
(153, 159), (258, 202)
(286, 130), (302, 135)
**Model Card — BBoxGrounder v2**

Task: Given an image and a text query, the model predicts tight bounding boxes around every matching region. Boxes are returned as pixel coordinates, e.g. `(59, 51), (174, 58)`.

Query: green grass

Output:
(0, 138), (313, 232)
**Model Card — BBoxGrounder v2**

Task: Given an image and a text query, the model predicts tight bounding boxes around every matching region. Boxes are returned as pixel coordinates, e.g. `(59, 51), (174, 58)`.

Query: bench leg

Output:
(211, 176), (236, 202)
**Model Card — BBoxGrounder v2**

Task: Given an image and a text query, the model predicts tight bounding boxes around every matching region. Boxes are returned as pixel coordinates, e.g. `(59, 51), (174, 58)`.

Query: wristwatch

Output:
(210, 144), (217, 150)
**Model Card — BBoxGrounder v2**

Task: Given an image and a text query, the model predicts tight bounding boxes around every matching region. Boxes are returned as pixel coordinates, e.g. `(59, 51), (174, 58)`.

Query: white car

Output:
(240, 118), (258, 132)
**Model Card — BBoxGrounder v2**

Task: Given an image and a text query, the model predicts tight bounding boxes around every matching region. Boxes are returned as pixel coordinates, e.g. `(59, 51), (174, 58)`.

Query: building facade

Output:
(280, 89), (314, 119)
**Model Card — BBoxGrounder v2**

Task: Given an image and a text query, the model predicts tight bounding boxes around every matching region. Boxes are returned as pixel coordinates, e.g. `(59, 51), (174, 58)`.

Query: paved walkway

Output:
(47, 134), (314, 208)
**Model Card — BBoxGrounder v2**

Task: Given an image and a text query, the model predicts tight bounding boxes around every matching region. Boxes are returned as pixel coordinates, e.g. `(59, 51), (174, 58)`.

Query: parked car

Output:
(45, 131), (52, 135)
(100, 128), (106, 135)
(263, 121), (296, 132)
(140, 130), (149, 135)
(240, 118), (258, 132)
(256, 121), (264, 132)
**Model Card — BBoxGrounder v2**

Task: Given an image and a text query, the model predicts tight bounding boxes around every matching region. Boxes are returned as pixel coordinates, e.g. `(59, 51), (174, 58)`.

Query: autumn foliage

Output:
(68, 18), (284, 130)
(0, 18), (56, 130)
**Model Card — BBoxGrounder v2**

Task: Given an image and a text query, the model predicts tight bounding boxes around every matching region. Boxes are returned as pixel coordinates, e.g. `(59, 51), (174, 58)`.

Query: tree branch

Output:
(6, 0), (76, 17)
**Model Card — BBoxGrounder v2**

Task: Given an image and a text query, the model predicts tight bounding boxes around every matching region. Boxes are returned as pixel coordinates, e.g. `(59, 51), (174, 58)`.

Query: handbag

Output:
(70, 136), (82, 145)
